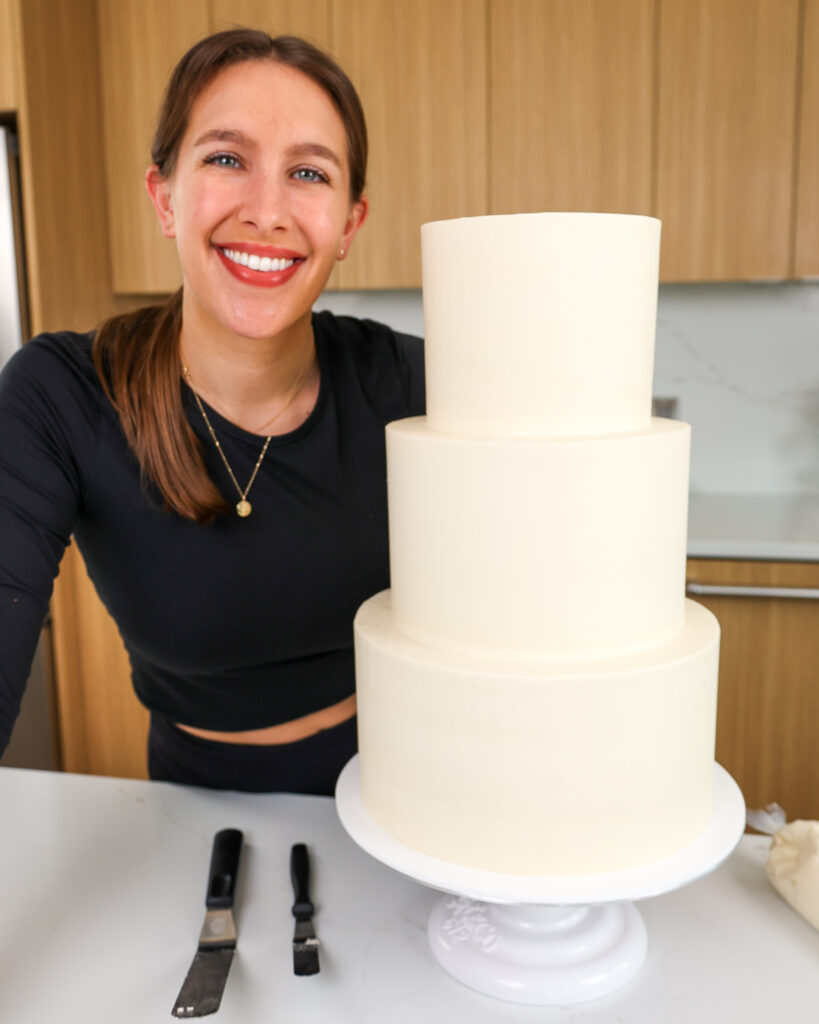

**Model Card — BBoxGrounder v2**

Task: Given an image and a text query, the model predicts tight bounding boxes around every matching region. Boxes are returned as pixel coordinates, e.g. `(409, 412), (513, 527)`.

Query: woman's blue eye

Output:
(293, 166), (329, 184)
(205, 153), (241, 168)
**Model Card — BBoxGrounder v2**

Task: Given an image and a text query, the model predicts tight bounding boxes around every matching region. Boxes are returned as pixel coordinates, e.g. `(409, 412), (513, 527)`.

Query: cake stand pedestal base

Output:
(428, 896), (646, 1005)
(336, 758), (745, 1007)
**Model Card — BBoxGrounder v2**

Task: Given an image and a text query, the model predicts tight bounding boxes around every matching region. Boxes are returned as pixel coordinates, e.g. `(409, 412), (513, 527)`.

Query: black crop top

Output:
(0, 310), (425, 750)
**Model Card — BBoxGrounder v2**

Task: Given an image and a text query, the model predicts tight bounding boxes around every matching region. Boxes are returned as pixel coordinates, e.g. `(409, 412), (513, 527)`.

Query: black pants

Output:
(148, 713), (358, 796)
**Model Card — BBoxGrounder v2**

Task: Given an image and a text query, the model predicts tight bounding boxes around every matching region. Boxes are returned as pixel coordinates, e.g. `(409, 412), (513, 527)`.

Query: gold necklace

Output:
(182, 357), (313, 518)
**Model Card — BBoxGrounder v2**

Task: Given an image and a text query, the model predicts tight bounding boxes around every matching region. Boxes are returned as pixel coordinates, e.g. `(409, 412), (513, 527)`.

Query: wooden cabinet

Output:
(656, 0), (801, 281)
(0, 0), (19, 110)
(53, 546), (148, 779)
(490, 0), (654, 218)
(211, 0), (331, 41)
(686, 558), (819, 820)
(97, 0), (209, 295)
(794, 0), (819, 277)
(94, 0), (819, 291)
(97, 0), (487, 291)
(332, 0), (487, 288)
(492, 0), (808, 281)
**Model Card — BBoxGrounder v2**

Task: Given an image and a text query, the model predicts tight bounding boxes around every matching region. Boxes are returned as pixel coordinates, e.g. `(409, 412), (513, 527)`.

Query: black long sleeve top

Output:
(0, 310), (425, 751)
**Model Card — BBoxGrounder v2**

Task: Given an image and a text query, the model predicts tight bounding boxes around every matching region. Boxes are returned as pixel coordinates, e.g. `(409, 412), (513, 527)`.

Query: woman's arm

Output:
(0, 335), (93, 752)
(394, 330), (425, 416)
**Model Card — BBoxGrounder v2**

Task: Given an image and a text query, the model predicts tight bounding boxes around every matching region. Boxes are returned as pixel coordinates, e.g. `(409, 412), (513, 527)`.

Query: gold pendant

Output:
(236, 500), (252, 518)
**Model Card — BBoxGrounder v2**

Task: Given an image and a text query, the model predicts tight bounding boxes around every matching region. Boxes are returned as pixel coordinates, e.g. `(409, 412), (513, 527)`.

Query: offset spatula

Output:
(290, 843), (320, 975)
(173, 828), (244, 1017)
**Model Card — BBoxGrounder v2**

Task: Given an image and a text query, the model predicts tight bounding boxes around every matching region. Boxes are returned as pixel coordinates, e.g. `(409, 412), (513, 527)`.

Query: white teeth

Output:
(221, 248), (296, 272)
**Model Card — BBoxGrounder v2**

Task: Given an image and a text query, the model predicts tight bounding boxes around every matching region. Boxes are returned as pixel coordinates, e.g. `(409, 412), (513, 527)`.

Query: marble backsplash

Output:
(315, 282), (819, 496)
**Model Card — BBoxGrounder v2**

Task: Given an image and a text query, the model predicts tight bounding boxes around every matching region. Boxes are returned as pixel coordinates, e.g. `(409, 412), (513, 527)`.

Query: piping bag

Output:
(746, 803), (819, 932)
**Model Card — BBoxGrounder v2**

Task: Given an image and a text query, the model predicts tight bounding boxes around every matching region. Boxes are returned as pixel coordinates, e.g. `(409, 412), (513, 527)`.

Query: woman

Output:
(0, 30), (424, 793)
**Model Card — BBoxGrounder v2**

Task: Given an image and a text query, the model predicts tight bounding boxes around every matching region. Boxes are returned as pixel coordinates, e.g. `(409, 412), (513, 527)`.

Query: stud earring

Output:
(337, 247), (346, 259)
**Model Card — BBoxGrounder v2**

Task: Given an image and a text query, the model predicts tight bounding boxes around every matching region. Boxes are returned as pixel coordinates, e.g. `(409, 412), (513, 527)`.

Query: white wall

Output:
(316, 283), (819, 496)
(654, 284), (819, 495)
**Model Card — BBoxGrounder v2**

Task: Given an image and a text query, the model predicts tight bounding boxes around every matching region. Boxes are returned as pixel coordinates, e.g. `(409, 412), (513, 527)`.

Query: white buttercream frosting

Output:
(421, 212), (661, 436)
(387, 416), (690, 659)
(356, 594), (718, 875)
(355, 211), (718, 876)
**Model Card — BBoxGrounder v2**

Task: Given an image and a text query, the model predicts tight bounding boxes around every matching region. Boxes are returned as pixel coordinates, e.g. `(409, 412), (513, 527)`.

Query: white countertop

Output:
(0, 766), (816, 1023)
(687, 492), (819, 561)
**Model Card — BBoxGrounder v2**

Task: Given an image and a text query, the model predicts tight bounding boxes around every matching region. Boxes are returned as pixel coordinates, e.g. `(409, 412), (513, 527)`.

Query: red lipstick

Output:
(214, 243), (304, 288)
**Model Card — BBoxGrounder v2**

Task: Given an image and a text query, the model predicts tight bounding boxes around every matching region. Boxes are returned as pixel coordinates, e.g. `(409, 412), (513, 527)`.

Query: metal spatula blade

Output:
(172, 829), (243, 1017)
(173, 948), (234, 1017)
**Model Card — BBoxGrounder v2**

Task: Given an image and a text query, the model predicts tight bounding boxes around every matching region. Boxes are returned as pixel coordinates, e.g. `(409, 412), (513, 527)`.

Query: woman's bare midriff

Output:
(176, 693), (357, 745)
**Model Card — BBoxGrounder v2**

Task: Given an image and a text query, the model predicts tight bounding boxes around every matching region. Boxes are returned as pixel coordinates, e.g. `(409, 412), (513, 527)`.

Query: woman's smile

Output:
(215, 242), (305, 288)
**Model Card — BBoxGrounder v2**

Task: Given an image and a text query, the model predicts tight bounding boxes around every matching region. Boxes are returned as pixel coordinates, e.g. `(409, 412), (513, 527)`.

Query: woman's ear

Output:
(337, 196), (369, 259)
(145, 166), (176, 238)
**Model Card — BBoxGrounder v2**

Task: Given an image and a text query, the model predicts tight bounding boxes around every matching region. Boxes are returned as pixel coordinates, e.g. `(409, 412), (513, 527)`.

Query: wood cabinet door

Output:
(0, 0), (19, 110)
(686, 558), (819, 820)
(490, 0), (654, 218)
(97, 0), (209, 295)
(211, 0), (330, 45)
(656, 0), (800, 281)
(332, 0), (488, 289)
(52, 545), (149, 778)
(794, 0), (819, 277)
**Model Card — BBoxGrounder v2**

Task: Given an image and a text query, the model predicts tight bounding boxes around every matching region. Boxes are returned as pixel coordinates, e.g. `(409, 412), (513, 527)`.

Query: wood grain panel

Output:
(16, 0), (122, 334)
(490, 0), (654, 216)
(656, 0), (800, 281)
(794, 0), (819, 276)
(0, 0), (19, 110)
(332, 0), (488, 288)
(97, 0), (209, 294)
(211, 0), (330, 45)
(687, 558), (819, 820)
(52, 546), (149, 778)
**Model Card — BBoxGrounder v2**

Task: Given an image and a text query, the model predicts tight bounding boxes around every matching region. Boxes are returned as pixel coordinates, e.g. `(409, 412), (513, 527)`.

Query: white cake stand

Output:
(335, 757), (745, 1006)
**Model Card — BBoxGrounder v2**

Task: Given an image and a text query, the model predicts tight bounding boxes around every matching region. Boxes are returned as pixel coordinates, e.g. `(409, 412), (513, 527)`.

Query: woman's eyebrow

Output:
(193, 128), (255, 147)
(286, 142), (341, 168)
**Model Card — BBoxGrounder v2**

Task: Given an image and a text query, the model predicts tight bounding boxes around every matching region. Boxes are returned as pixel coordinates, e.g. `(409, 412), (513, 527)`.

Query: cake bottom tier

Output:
(355, 594), (720, 876)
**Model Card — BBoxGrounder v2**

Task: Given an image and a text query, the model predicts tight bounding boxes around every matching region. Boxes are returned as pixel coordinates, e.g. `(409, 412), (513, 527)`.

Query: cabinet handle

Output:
(686, 582), (819, 600)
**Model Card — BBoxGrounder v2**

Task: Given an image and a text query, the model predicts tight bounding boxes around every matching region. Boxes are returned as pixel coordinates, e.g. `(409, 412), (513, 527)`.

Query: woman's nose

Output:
(239, 171), (292, 234)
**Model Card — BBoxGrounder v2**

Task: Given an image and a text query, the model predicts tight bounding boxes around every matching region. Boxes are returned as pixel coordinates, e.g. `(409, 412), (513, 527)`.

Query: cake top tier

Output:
(421, 212), (661, 437)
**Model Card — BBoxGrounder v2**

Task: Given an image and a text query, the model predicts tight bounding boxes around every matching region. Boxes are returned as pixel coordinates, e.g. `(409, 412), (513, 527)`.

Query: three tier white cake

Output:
(354, 212), (720, 876)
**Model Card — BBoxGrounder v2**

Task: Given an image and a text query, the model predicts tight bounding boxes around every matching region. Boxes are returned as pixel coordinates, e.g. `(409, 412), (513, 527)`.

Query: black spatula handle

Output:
(206, 828), (243, 909)
(291, 843), (314, 918)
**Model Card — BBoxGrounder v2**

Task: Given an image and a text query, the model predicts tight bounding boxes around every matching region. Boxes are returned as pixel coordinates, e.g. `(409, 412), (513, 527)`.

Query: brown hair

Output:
(94, 29), (368, 523)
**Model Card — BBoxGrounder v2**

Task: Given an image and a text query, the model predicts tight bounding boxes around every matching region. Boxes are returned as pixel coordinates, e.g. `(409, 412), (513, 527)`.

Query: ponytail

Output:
(93, 291), (231, 523)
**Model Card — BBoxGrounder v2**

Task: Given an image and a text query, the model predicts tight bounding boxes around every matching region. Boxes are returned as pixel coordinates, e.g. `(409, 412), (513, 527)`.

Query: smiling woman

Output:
(106, 33), (372, 522)
(146, 59), (367, 352)
(0, 29), (425, 793)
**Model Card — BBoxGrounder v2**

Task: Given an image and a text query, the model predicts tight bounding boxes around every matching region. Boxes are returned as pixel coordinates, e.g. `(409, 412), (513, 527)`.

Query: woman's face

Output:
(147, 60), (367, 343)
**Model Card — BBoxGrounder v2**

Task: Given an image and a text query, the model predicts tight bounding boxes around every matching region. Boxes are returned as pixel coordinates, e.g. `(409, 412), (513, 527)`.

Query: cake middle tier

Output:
(387, 416), (690, 660)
